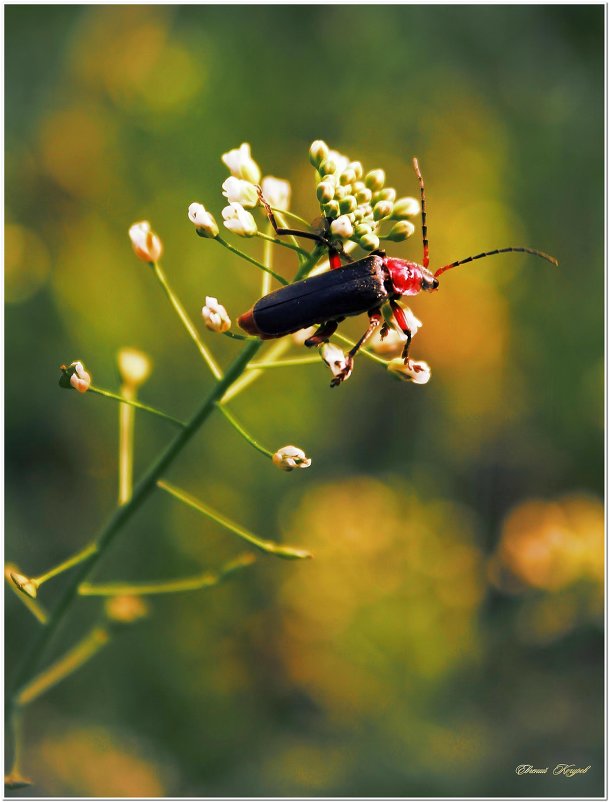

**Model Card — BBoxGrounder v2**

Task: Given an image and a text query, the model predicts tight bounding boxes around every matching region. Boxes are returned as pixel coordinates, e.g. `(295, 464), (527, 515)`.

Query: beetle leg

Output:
(304, 319), (341, 347)
(330, 311), (383, 388)
(256, 186), (328, 245)
(390, 301), (412, 363)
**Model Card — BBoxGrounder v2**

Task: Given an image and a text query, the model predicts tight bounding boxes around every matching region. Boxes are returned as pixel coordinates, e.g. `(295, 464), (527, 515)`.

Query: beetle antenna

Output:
(412, 158), (429, 269)
(434, 246), (559, 278)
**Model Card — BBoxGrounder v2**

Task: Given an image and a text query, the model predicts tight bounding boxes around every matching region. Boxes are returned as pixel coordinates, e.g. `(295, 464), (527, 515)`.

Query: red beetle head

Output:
(384, 258), (439, 296)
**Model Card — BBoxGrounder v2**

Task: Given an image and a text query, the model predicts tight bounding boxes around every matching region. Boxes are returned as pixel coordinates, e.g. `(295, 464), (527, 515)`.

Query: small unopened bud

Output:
(128, 221), (163, 263)
(392, 196), (421, 219)
(349, 161), (364, 180)
(339, 168), (356, 186)
(221, 142), (261, 184)
(322, 200), (340, 218)
(273, 445), (312, 471)
(188, 203), (219, 238)
(309, 139), (329, 168)
(316, 181), (335, 203)
(321, 342), (348, 380)
(329, 150), (350, 176)
(388, 358), (431, 385)
(354, 223), (373, 239)
(319, 158), (337, 176)
(4, 772), (32, 790)
(339, 195), (357, 215)
(59, 361), (91, 393)
(385, 220), (416, 242)
(222, 177), (259, 208)
(202, 296), (231, 332)
(105, 594), (149, 625)
(118, 348), (152, 388)
(365, 169), (385, 191)
(358, 232), (381, 251)
(356, 187), (372, 205)
(330, 215), (354, 239)
(10, 572), (38, 599)
(373, 200), (394, 220)
(261, 176), (291, 211)
(373, 187), (397, 204)
(334, 184), (348, 200)
(222, 203), (257, 237)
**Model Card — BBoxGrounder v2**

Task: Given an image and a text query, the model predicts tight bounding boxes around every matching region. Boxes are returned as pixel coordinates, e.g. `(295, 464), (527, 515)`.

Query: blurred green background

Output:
(5, 5), (604, 797)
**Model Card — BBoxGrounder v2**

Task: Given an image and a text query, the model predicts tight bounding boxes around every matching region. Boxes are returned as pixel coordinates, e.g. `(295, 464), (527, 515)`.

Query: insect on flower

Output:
(238, 158), (558, 387)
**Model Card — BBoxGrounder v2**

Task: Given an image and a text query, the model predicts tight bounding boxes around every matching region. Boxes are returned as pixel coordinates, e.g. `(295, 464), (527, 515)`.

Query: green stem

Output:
(219, 339), (291, 404)
(216, 403), (273, 458)
(157, 480), (311, 560)
(222, 330), (257, 341)
(255, 231), (308, 257)
(269, 207), (312, 228)
(152, 261), (223, 380)
(216, 236), (288, 286)
(293, 243), (326, 281)
(118, 383), (134, 505)
(89, 386), (186, 427)
(16, 625), (111, 707)
(33, 543), (98, 587)
(247, 355), (322, 369)
(79, 553), (256, 597)
(334, 333), (389, 366)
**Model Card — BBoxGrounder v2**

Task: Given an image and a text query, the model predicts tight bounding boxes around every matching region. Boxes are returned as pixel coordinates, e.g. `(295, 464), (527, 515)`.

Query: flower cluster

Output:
(309, 140), (420, 251)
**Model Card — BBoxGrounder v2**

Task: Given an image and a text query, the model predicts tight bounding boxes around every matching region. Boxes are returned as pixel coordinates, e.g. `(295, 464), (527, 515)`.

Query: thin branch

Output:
(89, 386), (186, 427)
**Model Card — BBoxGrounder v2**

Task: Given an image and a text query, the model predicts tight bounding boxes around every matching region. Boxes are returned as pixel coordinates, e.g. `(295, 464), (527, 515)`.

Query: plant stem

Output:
(261, 222), (273, 296)
(215, 404), (273, 458)
(118, 383), (134, 504)
(269, 207), (311, 228)
(16, 625), (111, 707)
(79, 553), (256, 597)
(152, 261), (223, 380)
(89, 386), (186, 427)
(216, 236), (288, 286)
(5, 565), (48, 624)
(222, 330), (257, 341)
(219, 339), (291, 404)
(247, 355), (322, 370)
(157, 480), (311, 560)
(294, 243), (326, 281)
(334, 333), (389, 366)
(255, 231), (308, 257)
(33, 543), (98, 587)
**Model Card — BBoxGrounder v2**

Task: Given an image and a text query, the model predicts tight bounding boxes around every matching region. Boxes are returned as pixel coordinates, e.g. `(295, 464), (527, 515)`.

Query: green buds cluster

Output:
(309, 140), (420, 251)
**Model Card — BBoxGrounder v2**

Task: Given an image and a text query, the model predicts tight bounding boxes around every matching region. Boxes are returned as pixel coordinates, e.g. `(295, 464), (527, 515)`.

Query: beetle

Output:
(238, 159), (558, 387)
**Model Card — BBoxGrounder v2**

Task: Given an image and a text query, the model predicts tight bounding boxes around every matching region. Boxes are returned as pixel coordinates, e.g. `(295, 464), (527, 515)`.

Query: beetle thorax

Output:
(384, 258), (435, 296)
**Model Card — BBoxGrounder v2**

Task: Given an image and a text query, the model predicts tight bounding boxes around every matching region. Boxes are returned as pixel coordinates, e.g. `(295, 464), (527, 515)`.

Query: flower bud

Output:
(309, 139), (329, 168)
(319, 158), (337, 176)
(387, 358), (431, 384)
(320, 342), (348, 380)
(365, 169), (385, 191)
(222, 177), (259, 208)
(188, 203), (219, 238)
(202, 296), (231, 333)
(358, 232), (380, 251)
(4, 772), (32, 790)
(273, 445), (312, 471)
(392, 196), (421, 219)
(221, 142), (261, 184)
(262, 176), (291, 211)
(355, 187), (372, 205)
(128, 221), (163, 263)
(322, 200), (340, 218)
(329, 150), (350, 176)
(222, 203), (257, 237)
(349, 161), (364, 180)
(354, 223), (373, 239)
(339, 168), (356, 186)
(10, 572), (38, 599)
(316, 181), (335, 203)
(105, 594), (149, 625)
(373, 187), (397, 204)
(333, 184), (348, 200)
(339, 195), (357, 215)
(385, 220), (416, 242)
(373, 200), (394, 220)
(118, 348), (152, 388)
(330, 215), (354, 239)
(59, 361), (92, 393)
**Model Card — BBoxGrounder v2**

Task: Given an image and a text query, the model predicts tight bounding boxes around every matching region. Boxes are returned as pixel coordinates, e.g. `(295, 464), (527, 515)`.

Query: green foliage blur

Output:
(5, 5), (604, 797)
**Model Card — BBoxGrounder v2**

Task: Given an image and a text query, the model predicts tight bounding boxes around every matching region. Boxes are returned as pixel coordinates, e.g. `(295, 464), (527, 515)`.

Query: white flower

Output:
(221, 177), (259, 208)
(118, 348), (152, 388)
(202, 296), (231, 333)
(221, 203), (257, 237)
(69, 361), (91, 393)
(272, 445), (312, 471)
(128, 221), (163, 263)
(320, 342), (348, 379)
(261, 176), (291, 211)
(221, 142), (261, 184)
(397, 305), (423, 337)
(387, 358), (431, 385)
(188, 203), (219, 238)
(291, 326), (318, 346)
(370, 327), (408, 356)
(330, 215), (354, 240)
